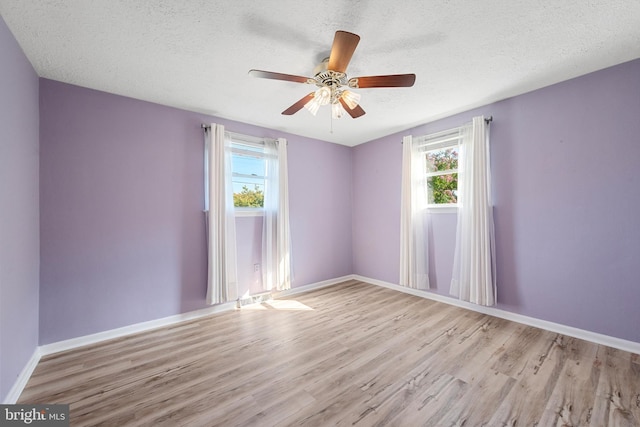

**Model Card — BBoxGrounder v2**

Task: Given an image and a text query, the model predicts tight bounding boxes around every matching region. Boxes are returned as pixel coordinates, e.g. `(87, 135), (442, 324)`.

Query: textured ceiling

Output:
(1, 1), (639, 146)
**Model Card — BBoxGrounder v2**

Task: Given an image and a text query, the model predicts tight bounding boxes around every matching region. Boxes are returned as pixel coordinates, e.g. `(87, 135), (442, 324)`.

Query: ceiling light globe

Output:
(341, 90), (361, 110)
(315, 87), (331, 106)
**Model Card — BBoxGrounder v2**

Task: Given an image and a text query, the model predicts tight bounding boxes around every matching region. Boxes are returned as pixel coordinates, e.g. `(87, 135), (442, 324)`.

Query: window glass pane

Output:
(232, 177), (264, 194)
(232, 154), (265, 178)
(427, 173), (458, 204)
(232, 152), (265, 208)
(426, 146), (458, 205)
(426, 147), (458, 173)
(233, 182), (264, 207)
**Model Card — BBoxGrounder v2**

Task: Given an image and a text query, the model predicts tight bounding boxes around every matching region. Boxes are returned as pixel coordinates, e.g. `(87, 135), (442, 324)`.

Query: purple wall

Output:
(39, 79), (353, 344)
(0, 17), (40, 402)
(287, 135), (353, 287)
(6, 14), (637, 357)
(353, 58), (640, 343)
(352, 134), (403, 285)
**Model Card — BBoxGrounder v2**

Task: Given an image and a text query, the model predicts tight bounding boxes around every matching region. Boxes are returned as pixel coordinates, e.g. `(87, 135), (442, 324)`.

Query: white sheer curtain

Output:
(399, 135), (430, 289)
(450, 116), (496, 306)
(262, 137), (292, 291)
(204, 123), (238, 305)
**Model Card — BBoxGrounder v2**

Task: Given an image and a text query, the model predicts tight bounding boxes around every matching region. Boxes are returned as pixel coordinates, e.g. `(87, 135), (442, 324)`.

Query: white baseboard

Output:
(39, 301), (238, 356)
(39, 275), (355, 357)
(3, 348), (41, 404)
(352, 274), (640, 355)
(13, 273), (637, 403)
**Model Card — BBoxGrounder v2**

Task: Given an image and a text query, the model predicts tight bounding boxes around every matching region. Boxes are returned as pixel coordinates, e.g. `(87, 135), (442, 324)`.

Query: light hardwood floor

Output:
(19, 280), (640, 426)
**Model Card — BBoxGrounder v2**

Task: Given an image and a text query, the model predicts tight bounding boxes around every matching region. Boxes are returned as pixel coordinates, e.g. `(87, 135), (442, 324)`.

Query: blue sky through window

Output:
(232, 152), (265, 194)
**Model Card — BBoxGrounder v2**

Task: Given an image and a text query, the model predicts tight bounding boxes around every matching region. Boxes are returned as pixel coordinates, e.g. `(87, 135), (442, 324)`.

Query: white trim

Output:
(427, 205), (457, 213)
(40, 274), (640, 356)
(426, 168), (457, 178)
(38, 275), (353, 357)
(352, 274), (640, 355)
(12, 273), (638, 403)
(3, 348), (41, 404)
(39, 301), (238, 356)
(234, 208), (264, 217)
(415, 127), (462, 147)
(226, 131), (267, 146)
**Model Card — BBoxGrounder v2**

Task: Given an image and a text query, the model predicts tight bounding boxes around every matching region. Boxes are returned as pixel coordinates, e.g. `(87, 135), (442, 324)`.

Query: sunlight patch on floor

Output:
(241, 303), (269, 310)
(241, 299), (314, 311)
(264, 299), (314, 311)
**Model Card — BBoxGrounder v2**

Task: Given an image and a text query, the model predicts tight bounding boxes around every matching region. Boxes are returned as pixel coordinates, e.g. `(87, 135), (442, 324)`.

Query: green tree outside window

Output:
(426, 148), (458, 204)
(234, 185), (264, 207)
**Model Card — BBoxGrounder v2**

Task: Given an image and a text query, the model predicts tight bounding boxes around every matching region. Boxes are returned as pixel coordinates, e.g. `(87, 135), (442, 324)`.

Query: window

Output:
(227, 133), (268, 214)
(416, 128), (463, 208)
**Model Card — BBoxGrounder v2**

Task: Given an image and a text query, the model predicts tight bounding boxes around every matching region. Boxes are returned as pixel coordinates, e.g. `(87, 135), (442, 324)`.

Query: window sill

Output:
(235, 208), (264, 217)
(427, 205), (458, 214)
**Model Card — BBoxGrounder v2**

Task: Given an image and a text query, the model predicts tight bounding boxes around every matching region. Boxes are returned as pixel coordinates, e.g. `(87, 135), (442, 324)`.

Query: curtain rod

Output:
(401, 116), (493, 144)
(201, 124), (281, 145)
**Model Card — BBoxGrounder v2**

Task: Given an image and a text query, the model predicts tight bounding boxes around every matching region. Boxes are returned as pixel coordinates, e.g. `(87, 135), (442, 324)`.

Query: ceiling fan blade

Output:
(249, 69), (311, 84)
(339, 97), (366, 118)
(282, 93), (315, 115)
(328, 31), (360, 74)
(348, 74), (416, 88)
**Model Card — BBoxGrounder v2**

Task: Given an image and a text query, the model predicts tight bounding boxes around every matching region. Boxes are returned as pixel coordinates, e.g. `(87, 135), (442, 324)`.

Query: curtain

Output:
(262, 137), (292, 291)
(399, 135), (430, 289)
(450, 116), (496, 306)
(204, 123), (238, 305)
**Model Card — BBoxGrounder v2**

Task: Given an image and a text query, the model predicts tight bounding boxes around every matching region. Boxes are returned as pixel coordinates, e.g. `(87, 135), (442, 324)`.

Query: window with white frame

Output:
(227, 133), (267, 213)
(416, 128), (463, 207)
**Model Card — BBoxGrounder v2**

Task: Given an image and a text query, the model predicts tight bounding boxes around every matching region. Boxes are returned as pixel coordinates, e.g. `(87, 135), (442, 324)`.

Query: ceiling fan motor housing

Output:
(312, 68), (349, 104)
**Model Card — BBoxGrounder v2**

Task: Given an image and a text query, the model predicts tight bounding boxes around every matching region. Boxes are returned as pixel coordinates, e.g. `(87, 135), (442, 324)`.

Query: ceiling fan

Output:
(248, 31), (416, 119)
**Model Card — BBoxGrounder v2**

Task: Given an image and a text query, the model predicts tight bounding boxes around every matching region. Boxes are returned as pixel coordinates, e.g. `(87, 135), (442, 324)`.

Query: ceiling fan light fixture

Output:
(332, 102), (346, 119)
(304, 86), (332, 116)
(304, 97), (321, 116)
(341, 90), (361, 109)
(315, 86), (331, 106)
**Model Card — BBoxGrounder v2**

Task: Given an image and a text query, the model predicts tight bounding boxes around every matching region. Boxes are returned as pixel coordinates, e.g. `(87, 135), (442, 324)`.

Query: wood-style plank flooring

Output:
(19, 280), (640, 426)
